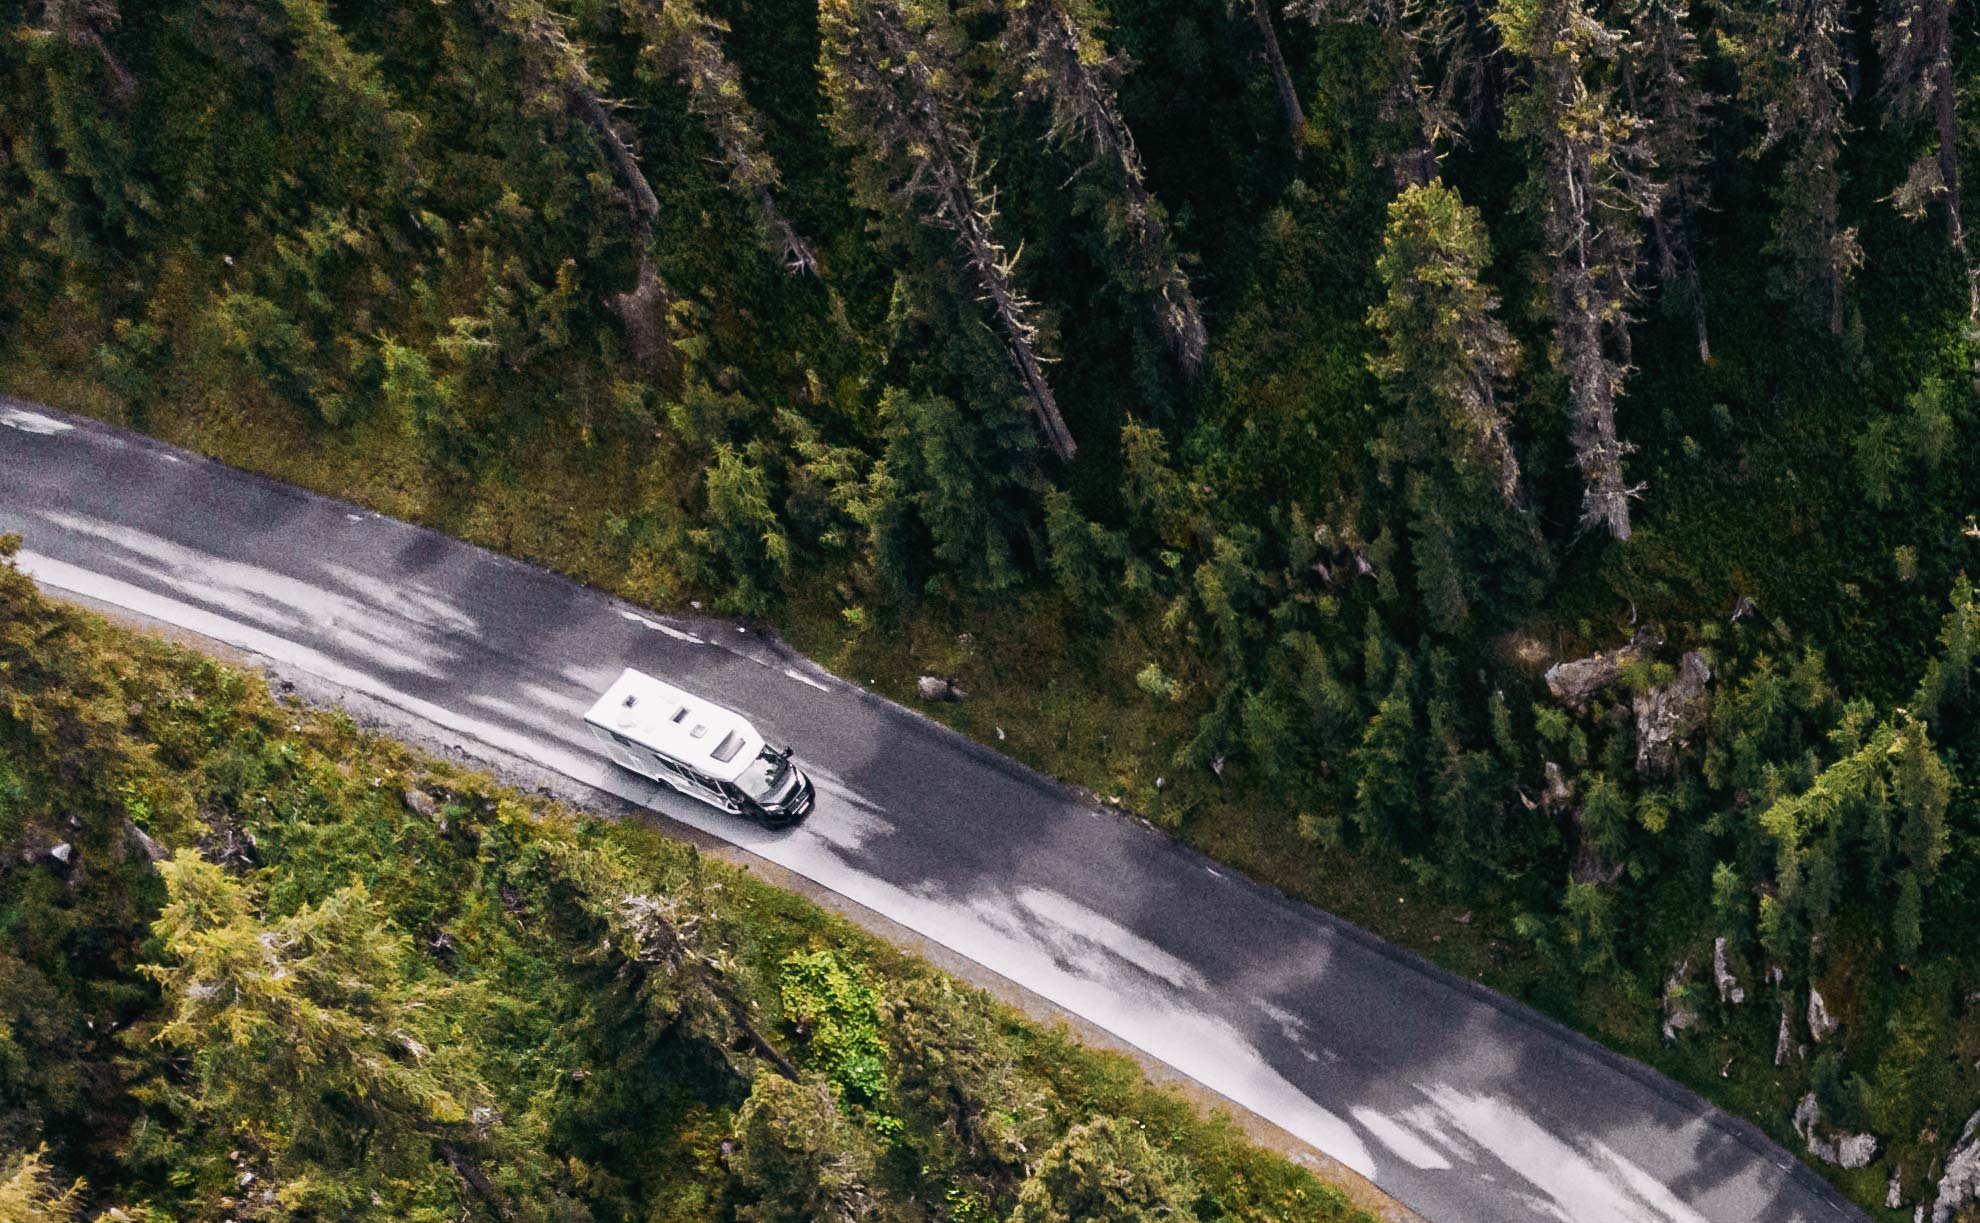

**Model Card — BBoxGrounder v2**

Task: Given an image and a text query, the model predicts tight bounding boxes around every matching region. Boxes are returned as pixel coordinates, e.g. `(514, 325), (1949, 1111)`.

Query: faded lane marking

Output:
(1, 407), (74, 435)
(784, 668), (830, 691)
(620, 610), (705, 644)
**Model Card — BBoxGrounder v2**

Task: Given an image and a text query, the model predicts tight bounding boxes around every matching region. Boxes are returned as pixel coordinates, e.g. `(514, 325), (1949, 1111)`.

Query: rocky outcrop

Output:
(1793, 1093), (1878, 1169)
(1776, 997), (1800, 1066)
(1929, 1110), (1980, 1223)
(1662, 958), (1700, 1041)
(1808, 989), (1839, 1043)
(402, 788), (439, 819)
(1713, 937), (1745, 1004)
(1633, 650), (1712, 777)
(1545, 627), (1661, 712)
(123, 819), (166, 864)
(917, 676), (965, 702)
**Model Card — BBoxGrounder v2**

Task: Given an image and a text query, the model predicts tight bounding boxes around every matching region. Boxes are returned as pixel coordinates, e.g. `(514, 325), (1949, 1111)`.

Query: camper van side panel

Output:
(588, 724), (651, 776)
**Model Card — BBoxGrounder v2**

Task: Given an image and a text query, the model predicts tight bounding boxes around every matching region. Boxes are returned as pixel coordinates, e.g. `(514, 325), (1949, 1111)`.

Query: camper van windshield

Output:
(734, 747), (797, 804)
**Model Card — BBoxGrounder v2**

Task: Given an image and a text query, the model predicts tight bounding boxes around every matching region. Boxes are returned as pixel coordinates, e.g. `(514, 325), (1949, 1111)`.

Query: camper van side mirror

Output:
(778, 745), (794, 760)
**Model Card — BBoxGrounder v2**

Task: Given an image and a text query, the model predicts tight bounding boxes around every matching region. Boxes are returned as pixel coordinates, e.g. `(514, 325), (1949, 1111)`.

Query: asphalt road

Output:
(0, 397), (1867, 1223)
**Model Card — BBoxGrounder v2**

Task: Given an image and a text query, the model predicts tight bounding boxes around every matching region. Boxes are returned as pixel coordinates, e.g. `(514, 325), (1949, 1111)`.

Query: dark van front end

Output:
(737, 744), (815, 829)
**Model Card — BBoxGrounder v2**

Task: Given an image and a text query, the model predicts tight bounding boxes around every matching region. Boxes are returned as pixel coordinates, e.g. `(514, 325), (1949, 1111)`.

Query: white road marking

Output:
(1, 407), (74, 435)
(783, 668), (829, 691)
(1206, 866), (1224, 878)
(619, 610), (704, 644)
(160, 453), (183, 463)
(346, 513), (364, 522)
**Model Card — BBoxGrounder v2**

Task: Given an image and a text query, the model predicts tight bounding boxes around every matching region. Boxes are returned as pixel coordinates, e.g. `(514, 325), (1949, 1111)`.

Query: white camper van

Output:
(583, 668), (815, 828)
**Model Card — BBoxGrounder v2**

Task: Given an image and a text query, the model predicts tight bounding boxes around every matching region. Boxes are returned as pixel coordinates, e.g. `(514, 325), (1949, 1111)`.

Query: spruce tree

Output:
(1727, 0), (1860, 335)
(1497, 0), (1658, 539)
(820, 0), (1078, 459)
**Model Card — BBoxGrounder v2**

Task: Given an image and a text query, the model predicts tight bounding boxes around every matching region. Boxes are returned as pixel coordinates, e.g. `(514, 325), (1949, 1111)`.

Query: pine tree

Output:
(1619, 0), (1715, 359)
(30, 0), (135, 103)
(1727, 0), (1860, 335)
(618, 0), (819, 274)
(1368, 181), (1523, 506)
(1289, 0), (1475, 183)
(729, 1074), (882, 1223)
(1498, 0), (1659, 539)
(1875, 0), (1978, 326)
(820, 0), (1078, 459)
(999, 0), (1207, 373)
(1011, 1115), (1203, 1223)
(472, 0), (672, 360)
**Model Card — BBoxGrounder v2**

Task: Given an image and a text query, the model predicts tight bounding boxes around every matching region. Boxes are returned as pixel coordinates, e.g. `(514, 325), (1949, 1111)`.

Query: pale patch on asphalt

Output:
(160, 453), (183, 463)
(783, 667), (830, 691)
(1, 407), (74, 435)
(1353, 1108), (1454, 1171)
(36, 512), (459, 679)
(318, 561), (480, 636)
(1416, 1084), (1716, 1223)
(1010, 888), (1210, 992)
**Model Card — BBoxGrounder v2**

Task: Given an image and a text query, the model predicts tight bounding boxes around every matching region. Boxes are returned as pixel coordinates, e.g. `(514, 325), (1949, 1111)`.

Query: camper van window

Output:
(711, 732), (746, 763)
(735, 747), (796, 804)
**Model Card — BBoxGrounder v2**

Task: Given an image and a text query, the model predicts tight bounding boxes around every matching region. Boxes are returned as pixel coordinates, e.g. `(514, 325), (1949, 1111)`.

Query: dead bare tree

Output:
(1503, 0), (1658, 539)
(1728, 0), (1860, 336)
(821, 0), (1078, 460)
(1000, 0), (1206, 374)
(1876, 0), (1979, 328)
(618, 0), (819, 276)
(36, 0), (136, 102)
(1620, 0), (1714, 361)
(1238, 0), (1309, 156)
(473, 0), (671, 362)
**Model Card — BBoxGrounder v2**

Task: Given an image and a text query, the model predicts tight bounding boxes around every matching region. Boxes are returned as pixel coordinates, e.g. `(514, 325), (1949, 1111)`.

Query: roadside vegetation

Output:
(4, 0), (1980, 1214)
(0, 541), (1375, 1223)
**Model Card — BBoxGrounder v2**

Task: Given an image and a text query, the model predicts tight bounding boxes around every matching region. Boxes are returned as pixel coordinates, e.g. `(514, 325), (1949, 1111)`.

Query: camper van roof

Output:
(582, 668), (767, 784)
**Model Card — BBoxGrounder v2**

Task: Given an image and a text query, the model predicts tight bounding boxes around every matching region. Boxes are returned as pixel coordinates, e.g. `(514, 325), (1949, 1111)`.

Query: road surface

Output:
(0, 397), (1865, 1223)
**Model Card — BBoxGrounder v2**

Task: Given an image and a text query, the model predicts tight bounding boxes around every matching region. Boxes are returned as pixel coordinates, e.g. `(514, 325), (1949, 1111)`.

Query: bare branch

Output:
(822, 0), (1078, 459)
(1000, 0), (1206, 374)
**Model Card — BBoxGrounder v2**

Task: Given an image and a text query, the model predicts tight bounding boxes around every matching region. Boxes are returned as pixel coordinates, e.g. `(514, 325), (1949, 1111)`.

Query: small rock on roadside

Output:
(916, 676), (964, 702)
(402, 788), (438, 819)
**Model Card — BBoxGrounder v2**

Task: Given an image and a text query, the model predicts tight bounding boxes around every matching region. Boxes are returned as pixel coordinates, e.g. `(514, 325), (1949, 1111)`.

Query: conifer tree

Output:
(1011, 1116), (1203, 1223)
(820, 0), (1078, 459)
(1498, 0), (1658, 540)
(31, 0), (134, 103)
(1875, 0), (1977, 324)
(1619, 0), (1714, 359)
(1239, 0), (1309, 155)
(1727, 0), (1859, 335)
(1366, 181), (1533, 630)
(618, 0), (819, 274)
(1289, 0), (1475, 183)
(999, 0), (1207, 373)
(729, 1074), (881, 1223)
(473, 0), (672, 360)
